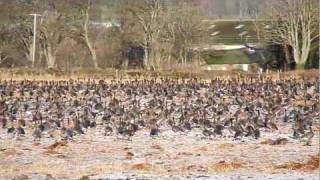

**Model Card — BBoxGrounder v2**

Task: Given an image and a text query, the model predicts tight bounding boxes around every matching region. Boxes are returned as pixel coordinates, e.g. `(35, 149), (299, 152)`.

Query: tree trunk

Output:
(25, 52), (33, 66)
(84, 26), (98, 68)
(25, 46), (33, 67)
(43, 45), (56, 69)
(143, 37), (150, 69)
(86, 41), (98, 68)
(38, 47), (44, 67)
(179, 51), (184, 64)
(143, 46), (149, 69)
(300, 39), (311, 69)
(283, 44), (290, 71)
(47, 53), (56, 69)
(0, 51), (8, 64)
(293, 41), (311, 68)
(84, 2), (98, 69)
(167, 53), (172, 68)
(293, 47), (308, 69)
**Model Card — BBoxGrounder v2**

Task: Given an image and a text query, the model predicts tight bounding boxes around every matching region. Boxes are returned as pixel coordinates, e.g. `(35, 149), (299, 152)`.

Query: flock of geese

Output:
(0, 78), (318, 145)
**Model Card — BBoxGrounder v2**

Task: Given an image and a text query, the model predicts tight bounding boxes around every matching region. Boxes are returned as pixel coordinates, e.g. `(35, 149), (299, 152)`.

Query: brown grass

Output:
(130, 163), (152, 171)
(12, 174), (29, 180)
(151, 144), (164, 151)
(125, 152), (134, 160)
(275, 155), (320, 172)
(218, 143), (235, 149)
(198, 146), (208, 151)
(180, 164), (197, 172)
(43, 149), (60, 155)
(2, 148), (18, 156)
(211, 160), (245, 172)
(0, 68), (318, 81)
(314, 126), (320, 132)
(123, 147), (131, 150)
(293, 100), (314, 107)
(260, 138), (288, 145)
(43, 141), (68, 155)
(46, 141), (67, 150)
(33, 142), (41, 146)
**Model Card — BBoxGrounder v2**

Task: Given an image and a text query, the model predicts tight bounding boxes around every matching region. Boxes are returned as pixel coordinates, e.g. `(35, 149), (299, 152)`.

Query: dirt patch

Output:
(218, 143), (235, 149)
(130, 163), (152, 171)
(211, 160), (244, 172)
(43, 142), (68, 155)
(33, 142), (41, 146)
(12, 174), (29, 180)
(43, 149), (60, 155)
(275, 155), (320, 172)
(180, 164), (197, 172)
(293, 100), (313, 107)
(314, 126), (320, 132)
(46, 141), (67, 150)
(261, 138), (288, 145)
(2, 148), (19, 156)
(151, 144), (164, 151)
(177, 152), (193, 156)
(125, 152), (134, 160)
(198, 146), (208, 151)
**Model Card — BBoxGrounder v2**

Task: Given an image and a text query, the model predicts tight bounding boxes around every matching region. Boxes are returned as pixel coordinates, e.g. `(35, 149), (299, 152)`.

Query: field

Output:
(0, 70), (319, 180)
(0, 125), (319, 180)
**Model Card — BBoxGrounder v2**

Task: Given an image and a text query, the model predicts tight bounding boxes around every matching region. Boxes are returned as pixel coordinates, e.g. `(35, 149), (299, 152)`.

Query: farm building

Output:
(200, 20), (319, 71)
(199, 20), (261, 71)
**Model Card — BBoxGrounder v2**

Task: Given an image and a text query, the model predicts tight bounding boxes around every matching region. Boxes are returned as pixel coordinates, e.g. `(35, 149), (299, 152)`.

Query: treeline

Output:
(0, 0), (208, 70)
(0, 0), (318, 71)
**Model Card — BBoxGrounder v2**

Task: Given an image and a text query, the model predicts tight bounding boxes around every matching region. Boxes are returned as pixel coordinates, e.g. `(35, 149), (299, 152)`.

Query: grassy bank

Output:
(0, 68), (318, 81)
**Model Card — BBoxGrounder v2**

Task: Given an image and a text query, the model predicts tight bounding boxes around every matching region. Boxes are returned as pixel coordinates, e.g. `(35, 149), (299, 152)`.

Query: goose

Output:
(61, 127), (73, 141)
(16, 126), (25, 136)
(301, 126), (314, 146)
(7, 126), (15, 134)
(0, 115), (7, 128)
(32, 127), (42, 141)
(150, 126), (160, 137)
(202, 128), (214, 138)
(104, 125), (113, 136)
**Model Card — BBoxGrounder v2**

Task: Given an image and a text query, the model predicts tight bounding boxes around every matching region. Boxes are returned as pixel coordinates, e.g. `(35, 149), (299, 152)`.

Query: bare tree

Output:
(0, 26), (10, 64)
(167, 2), (206, 65)
(247, 1), (266, 44)
(82, 0), (98, 69)
(14, 20), (34, 65)
(0, 1), (34, 66)
(128, 0), (164, 69)
(0, 25), (28, 67)
(265, 0), (319, 67)
(38, 10), (65, 68)
(114, 0), (206, 69)
(68, 0), (99, 69)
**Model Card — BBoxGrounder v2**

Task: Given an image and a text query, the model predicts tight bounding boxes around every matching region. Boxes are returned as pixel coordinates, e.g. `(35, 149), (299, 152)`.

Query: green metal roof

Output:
(207, 20), (260, 45)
